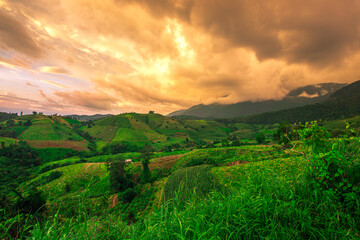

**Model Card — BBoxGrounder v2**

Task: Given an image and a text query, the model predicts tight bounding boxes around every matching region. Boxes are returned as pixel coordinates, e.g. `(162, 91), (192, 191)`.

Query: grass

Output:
(6, 126), (29, 137)
(83, 125), (119, 141)
(95, 115), (132, 128)
(163, 165), (221, 202)
(172, 146), (288, 171)
(0, 137), (16, 147)
(20, 123), (83, 141)
(24, 148), (360, 239)
(35, 148), (80, 163)
(113, 128), (148, 141)
(24, 163), (108, 200)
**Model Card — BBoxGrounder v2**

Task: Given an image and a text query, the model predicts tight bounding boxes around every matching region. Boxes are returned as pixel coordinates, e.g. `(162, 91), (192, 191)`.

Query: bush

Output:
(16, 187), (46, 215)
(48, 171), (62, 182)
(255, 132), (266, 144)
(122, 188), (136, 203)
(106, 156), (133, 192)
(64, 183), (71, 193)
(298, 122), (360, 211)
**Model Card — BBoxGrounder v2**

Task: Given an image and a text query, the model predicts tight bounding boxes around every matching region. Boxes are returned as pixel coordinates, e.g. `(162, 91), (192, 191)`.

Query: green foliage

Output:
(102, 141), (141, 155)
(106, 156), (133, 192)
(36, 148), (79, 163)
(297, 121), (360, 212)
(16, 187), (46, 215)
(140, 144), (154, 183)
(297, 121), (330, 154)
(255, 132), (266, 144)
(0, 112), (17, 122)
(20, 122), (83, 141)
(121, 188), (136, 203)
(164, 165), (221, 202)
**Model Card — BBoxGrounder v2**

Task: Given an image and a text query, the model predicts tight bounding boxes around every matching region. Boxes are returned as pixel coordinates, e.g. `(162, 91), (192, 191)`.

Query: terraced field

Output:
(84, 125), (119, 141)
(0, 137), (16, 146)
(25, 162), (108, 200)
(163, 165), (221, 202)
(26, 140), (88, 151)
(172, 146), (287, 171)
(20, 122), (83, 141)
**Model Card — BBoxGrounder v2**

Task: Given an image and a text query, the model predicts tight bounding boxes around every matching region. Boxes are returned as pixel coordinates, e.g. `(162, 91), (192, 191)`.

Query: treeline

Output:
(0, 112), (18, 122)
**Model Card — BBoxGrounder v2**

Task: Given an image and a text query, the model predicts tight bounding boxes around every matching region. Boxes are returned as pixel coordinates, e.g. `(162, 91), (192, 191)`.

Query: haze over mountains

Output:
(168, 82), (347, 119)
(246, 79), (360, 124)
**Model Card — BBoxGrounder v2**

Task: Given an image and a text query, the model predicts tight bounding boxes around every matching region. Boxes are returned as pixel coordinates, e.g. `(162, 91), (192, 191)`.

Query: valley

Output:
(1, 106), (360, 239)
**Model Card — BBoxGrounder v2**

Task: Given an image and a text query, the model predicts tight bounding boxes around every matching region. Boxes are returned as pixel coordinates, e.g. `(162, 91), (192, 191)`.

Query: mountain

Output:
(168, 83), (347, 119)
(245, 80), (360, 124)
(65, 114), (113, 121)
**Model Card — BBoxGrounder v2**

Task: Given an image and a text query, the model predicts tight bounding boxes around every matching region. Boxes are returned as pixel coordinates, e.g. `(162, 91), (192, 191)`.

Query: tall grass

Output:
(23, 154), (359, 239)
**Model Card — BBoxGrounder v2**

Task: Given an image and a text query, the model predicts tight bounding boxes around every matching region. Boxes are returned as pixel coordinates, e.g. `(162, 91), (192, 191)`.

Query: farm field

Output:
(0, 137), (17, 146)
(1, 113), (360, 239)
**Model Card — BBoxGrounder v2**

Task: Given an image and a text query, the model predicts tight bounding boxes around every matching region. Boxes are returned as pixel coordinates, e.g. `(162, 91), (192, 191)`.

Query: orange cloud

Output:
(1, 0), (360, 115)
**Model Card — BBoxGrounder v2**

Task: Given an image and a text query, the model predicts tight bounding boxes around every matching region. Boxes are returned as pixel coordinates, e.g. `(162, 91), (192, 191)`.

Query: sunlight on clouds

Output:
(39, 80), (68, 89)
(167, 20), (195, 59)
(1, 0), (359, 115)
(0, 61), (18, 70)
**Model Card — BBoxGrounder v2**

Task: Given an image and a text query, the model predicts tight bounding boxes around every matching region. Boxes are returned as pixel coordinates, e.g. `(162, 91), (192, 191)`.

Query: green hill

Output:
(82, 113), (231, 150)
(0, 114), (89, 152)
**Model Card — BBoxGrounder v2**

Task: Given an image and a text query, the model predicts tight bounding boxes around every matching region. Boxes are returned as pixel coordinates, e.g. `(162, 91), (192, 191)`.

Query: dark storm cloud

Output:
(126, 0), (360, 66)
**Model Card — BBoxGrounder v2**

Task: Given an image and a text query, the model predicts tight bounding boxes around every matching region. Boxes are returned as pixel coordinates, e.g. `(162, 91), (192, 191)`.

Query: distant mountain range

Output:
(168, 83), (347, 119)
(245, 80), (360, 124)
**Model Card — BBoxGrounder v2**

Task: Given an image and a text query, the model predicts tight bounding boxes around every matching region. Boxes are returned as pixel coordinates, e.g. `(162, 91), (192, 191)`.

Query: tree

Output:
(273, 122), (293, 146)
(32, 111), (37, 115)
(221, 139), (229, 147)
(140, 144), (154, 183)
(255, 132), (266, 144)
(6, 119), (15, 127)
(106, 156), (133, 192)
(16, 187), (46, 215)
(24, 120), (32, 126)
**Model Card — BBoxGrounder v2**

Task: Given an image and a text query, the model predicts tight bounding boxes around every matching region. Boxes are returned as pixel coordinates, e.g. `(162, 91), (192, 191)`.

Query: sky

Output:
(0, 0), (360, 115)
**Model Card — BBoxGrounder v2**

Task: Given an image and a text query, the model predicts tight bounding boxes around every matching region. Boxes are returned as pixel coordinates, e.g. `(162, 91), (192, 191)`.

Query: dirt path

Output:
(227, 161), (249, 166)
(111, 194), (118, 208)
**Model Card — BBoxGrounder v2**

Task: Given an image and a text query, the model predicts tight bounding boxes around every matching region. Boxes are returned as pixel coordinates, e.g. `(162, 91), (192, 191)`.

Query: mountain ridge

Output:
(168, 82), (347, 119)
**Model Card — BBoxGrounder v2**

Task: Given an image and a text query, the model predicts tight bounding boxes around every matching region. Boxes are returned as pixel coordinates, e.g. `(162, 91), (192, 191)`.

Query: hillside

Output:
(65, 114), (113, 121)
(168, 83), (346, 119)
(245, 80), (360, 124)
(82, 113), (231, 151)
(0, 114), (89, 153)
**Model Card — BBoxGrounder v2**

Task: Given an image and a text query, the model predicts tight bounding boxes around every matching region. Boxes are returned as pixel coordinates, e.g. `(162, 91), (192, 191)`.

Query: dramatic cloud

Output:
(40, 66), (70, 75)
(0, 9), (42, 57)
(0, 0), (360, 115)
(55, 90), (118, 111)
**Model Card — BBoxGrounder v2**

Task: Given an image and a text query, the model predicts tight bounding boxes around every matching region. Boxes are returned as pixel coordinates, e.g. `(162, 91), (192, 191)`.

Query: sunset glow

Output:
(1, 0), (360, 115)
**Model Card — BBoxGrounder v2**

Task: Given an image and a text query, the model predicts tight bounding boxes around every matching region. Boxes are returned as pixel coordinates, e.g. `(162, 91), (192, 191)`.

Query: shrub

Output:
(255, 132), (266, 144)
(122, 188), (136, 203)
